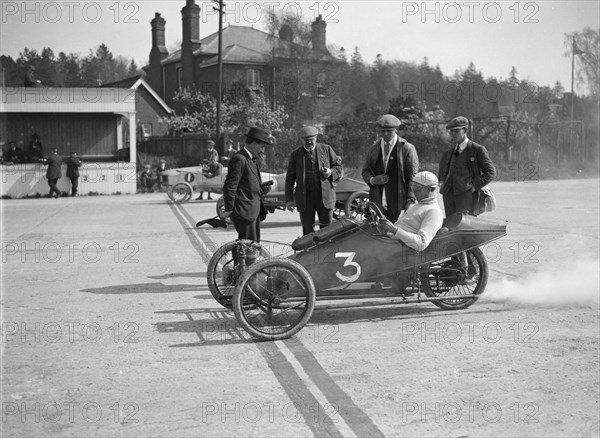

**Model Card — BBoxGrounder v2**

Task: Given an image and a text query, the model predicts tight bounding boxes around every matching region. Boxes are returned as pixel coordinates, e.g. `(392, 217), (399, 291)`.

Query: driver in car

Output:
(380, 171), (443, 251)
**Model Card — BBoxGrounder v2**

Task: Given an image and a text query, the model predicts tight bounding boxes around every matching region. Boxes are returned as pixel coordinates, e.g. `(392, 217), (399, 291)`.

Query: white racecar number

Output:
(335, 252), (361, 283)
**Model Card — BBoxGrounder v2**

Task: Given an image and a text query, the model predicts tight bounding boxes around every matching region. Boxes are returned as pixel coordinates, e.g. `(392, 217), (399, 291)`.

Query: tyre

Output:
(421, 247), (488, 310)
(207, 240), (270, 309)
(168, 182), (193, 203)
(232, 258), (316, 341)
(344, 191), (370, 221)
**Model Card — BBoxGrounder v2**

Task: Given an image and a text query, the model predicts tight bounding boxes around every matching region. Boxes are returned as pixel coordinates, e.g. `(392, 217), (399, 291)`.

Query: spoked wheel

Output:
(168, 182), (193, 203)
(232, 258), (316, 341)
(421, 247), (488, 310)
(207, 240), (268, 309)
(344, 191), (370, 221)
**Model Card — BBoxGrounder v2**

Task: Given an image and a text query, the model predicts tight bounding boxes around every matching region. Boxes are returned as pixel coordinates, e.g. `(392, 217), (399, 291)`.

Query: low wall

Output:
(0, 163), (137, 197)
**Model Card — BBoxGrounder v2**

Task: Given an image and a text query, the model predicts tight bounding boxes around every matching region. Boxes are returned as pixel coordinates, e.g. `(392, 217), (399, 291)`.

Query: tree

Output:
(162, 88), (288, 138)
(370, 54), (396, 106)
(564, 27), (600, 96)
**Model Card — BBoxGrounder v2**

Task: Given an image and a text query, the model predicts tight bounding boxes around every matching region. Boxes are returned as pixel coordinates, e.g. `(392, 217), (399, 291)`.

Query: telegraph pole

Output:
(213, 0), (224, 154)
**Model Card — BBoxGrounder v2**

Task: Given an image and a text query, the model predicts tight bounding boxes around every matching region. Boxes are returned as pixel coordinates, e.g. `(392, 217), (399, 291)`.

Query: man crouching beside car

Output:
(379, 171), (443, 252)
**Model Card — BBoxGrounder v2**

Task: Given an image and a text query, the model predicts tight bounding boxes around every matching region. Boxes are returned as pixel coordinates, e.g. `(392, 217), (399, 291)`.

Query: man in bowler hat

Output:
(438, 116), (496, 216)
(285, 126), (343, 236)
(362, 114), (419, 222)
(221, 127), (273, 242)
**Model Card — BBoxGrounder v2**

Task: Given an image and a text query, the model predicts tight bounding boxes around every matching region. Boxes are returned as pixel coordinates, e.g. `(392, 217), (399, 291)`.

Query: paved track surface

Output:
(1, 179), (598, 437)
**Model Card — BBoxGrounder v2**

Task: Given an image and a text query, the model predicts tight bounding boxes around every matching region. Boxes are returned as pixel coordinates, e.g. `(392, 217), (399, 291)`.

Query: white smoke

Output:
(484, 258), (600, 305)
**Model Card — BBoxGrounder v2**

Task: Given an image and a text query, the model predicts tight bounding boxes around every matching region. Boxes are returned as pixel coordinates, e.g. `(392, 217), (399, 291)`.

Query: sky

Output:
(1, 0), (598, 93)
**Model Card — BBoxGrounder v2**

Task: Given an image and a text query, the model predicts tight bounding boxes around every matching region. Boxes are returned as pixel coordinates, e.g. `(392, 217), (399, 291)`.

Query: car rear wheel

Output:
(421, 247), (488, 310)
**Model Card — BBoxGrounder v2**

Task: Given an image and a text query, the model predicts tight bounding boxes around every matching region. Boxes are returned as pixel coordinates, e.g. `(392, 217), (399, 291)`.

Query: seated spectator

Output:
(139, 165), (155, 193)
(28, 133), (43, 162)
(380, 171), (444, 251)
(5, 141), (24, 163)
(24, 66), (42, 87)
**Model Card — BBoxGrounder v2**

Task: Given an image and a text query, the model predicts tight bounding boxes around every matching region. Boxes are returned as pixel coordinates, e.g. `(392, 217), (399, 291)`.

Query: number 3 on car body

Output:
(335, 252), (361, 282)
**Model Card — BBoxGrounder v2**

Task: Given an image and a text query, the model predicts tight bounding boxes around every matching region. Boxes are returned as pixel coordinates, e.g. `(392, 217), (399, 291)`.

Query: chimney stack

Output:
(181, 0), (201, 88)
(311, 15), (328, 54)
(148, 13), (168, 97)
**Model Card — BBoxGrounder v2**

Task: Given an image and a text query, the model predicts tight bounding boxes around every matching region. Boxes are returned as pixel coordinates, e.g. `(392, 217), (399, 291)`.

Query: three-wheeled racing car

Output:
(207, 203), (507, 341)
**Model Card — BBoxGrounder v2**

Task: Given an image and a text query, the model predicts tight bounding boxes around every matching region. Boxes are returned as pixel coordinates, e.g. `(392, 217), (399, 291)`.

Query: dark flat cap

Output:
(245, 127), (271, 144)
(207, 140), (215, 146)
(446, 116), (469, 129)
(298, 126), (319, 138)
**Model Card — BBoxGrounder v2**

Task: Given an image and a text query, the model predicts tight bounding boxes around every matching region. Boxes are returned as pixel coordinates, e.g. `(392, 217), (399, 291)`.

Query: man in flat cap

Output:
(438, 116), (496, 217)
(198, 140), (220, 200)
(285, 126), (343, 235)
(362, 114), (419, 222)
(222, 127), (273, 242)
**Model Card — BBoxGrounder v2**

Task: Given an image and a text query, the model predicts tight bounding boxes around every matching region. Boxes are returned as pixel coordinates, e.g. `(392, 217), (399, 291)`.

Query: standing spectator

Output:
(23, 66), (41, 87)
(197, 140), (220, 200)
(156, 159), (168, 192)
(66, 151), (82, 197)
(221, 139), (238, 167)
(285, 126), (343, 236)
(44, 148), (62, 198)
(362, 114), (419, 223)
(438, 116), (496, 217)
(139, 164), (154, 193)
(28, 133), (43, 162)
(5, 141), (24, 163)
(221, 127), (272, 242)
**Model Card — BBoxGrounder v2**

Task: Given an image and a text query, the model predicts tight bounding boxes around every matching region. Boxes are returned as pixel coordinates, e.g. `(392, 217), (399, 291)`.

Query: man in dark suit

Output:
(285, 126), (343, 236)
(44, 148), (63, 198)
(222, 127), (273, 242)
(66, 151), (82, 197)
(438, 116), (496, 216)
(362, 114), (419, 222)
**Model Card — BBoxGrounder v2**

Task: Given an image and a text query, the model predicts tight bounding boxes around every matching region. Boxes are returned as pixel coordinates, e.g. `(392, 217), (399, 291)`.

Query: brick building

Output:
(143, 0), (343, 129)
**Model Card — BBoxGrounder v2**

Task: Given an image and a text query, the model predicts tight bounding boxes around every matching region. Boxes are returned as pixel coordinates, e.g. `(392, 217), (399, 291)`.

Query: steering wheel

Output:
(364, 201), (384, 223)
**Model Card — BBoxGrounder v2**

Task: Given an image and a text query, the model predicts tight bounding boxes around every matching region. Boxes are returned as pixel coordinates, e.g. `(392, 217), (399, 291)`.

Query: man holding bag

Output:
(438, 116), (496, 217)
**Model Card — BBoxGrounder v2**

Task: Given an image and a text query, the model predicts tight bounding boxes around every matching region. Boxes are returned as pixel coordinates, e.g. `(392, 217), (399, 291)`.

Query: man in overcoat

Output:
(221, 127), (272, 242)
(285, 126), (343, 236)
(66, 151), (82, 196)
(362, 114), (419, 222)
(438, 116), (496, 216)
(44, 148), (63, 198)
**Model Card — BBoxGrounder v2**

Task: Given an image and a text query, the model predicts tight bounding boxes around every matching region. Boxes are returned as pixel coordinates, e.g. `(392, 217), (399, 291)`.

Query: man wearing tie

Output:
(285, 126), (343, 236)
(221, 127), (272, 242)
(438, 116), (496, 216)
(362, 114), (419, 222)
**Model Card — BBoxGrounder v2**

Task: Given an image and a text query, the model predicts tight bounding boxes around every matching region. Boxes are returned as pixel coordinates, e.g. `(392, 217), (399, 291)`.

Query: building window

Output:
(246, 69), (260, 88)
(140, 123), (152, 139)
(316, 72), (326, 97)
